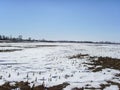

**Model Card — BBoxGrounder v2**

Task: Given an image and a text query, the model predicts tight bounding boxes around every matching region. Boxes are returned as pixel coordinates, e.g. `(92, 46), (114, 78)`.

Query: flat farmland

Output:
(0, 42), (120, 90)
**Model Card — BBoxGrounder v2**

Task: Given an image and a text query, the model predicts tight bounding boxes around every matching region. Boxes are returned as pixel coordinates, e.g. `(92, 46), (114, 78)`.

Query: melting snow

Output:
(0, 42), (120, 90)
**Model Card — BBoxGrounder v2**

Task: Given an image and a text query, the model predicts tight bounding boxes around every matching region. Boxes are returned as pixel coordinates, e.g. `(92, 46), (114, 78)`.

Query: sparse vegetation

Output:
(69, 53), (89, 59)
(68, 53), (120, 89)
(0, 43), (120, 90)
(0, 82), (69, 90)
(88, 57), (120, 72)
(69, 53), (120, 72)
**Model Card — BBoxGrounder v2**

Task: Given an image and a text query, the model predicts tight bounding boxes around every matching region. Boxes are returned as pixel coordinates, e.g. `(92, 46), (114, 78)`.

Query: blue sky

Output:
(0, 0), (120, 42)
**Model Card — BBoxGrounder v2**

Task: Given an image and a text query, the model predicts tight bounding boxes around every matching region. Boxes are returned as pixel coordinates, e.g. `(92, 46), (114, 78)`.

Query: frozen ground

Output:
(0, 42), (120, 90)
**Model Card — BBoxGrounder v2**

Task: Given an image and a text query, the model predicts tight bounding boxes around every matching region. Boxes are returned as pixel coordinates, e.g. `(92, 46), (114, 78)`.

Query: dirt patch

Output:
(71, 86), (109, 90)
(72, 87), (84, 90)
(0, 82), (16, 90)
(0, 82), (69, 90)
(115, 73), (120, 77)
(68, 54), (120, 89)
(87, 57), (120, 72)
(46, 82), (69, 90)
(71, 84), (119, 90)
(106, 81), (120, 89)
(69, 53), (120, 72)
(15, 81), (31, 90)
(95, 81), (120, 90)
(69, 53), (89, 59)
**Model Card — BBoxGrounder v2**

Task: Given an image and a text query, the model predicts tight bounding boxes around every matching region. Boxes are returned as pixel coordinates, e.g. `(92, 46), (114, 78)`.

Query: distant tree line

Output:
(0, 35), (35, 42)
(0, 35), (119, 44)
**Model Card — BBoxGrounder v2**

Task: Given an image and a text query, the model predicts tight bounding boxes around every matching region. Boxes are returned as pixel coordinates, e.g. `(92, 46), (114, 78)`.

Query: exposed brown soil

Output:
(1, 54), (120, 90)
(106, 81), (120, 89)
(69, 53), (89, 59)
(68, 54), (120, 89)
(72, 84), (119, 90)
(68, 53), (120, 72)
(46, 82), (69, 90)
(72, 87), (84, 90)
(0, 82), (16, 90)
(88, 57), (120, 72)
(69, 53), (120, 71)
(0, 82), (69, 90)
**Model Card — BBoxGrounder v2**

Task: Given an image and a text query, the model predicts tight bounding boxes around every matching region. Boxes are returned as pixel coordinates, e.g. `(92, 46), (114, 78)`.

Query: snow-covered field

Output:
(0, 42), (120, 90)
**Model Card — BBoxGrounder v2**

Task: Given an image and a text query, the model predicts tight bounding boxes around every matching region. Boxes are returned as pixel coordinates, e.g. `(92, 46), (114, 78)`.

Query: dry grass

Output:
(69, 53), (89, 59)
(1, 54), (120, 90)
(88, 57), (120, 72)
(72, 87), (84, 90)
(0, 82), (69, 90)
(68, 54), (120, 89)
(69, 53), (120, 71)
